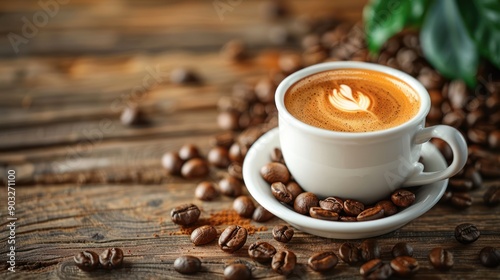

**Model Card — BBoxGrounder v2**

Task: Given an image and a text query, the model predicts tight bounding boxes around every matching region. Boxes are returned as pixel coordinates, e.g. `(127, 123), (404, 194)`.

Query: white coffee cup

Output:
(275, 61), (468, 204)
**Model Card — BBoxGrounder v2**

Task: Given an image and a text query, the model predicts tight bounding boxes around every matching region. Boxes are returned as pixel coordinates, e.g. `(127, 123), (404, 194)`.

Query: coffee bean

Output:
(218, 96), (249, 113)
(170, 68), (200, 85)
(252, 205), (275, 222)
(173, 255), (201, 274)
(171, 204), (201, 226)
(360, 239), (381, 261)
(233, 196), (256, 218)
(338, 242), (361, 265)
(278, 53), (302, 73)
(190, 225), (217, 246)
(294, 192), (319, 215)
(308, 251), (338, 272)
(248, 241), (277, 263)
(181, 158), (209, 179)
(392, 242), (414, 257)
(455, 223), (480, 244)
(210, 131), (235, 148)
(343, 199), (365, 216)
(224, 263), (251, 280)
(489, 130), (500, 148)
(376, 200), (398, 216)
(255, 78), (276, 104)
(479, 246), (500, 268)
(465, 168), (483, 189)
(417, 67), (444, 90)
(195, 181), (219, 201)
(219, 176), (243, 198)
(360, 259), (393, 280)
(161, 152), (184, 175)
(228, 162), (243, 181)
(272, 250), (296, 276)
(271, 182), (293, 204)
(74, 250), (99, 271)
(466, 110), (486, 127)
(476, 159), (500, 178)
(319, 197), (344, 213)
(120, 106), (142, 126)
(309, 207), (340, 221)
(391, 189), (415, 207)
(286, 182), (303, 201)
(208, 146), (230, 168)
(357, 206), (384, 221)
(468, 128), (488, 145)
(260, 162), (290, 184)
(442, 111), (465, 128)
(219, 225), (247, 253)
(218, 111), (241, 131)
(178, 144), (201, 161)
(450, 192), (472, 208)
(221, 39), (246, 61)
(448, 178), (473, 192)
(429, 247), (454, 270)
(448, 80), (468, 109)
(340, 216), (358, 222)
(440, 191), (453, 203)
(272, 225), (294, 243)
(484, 185), (500, 206)
(238, 126), (265, 147)
(270, 147), (284, 163)
(99, 248), (124, 269)
(390, 256), (419, 277)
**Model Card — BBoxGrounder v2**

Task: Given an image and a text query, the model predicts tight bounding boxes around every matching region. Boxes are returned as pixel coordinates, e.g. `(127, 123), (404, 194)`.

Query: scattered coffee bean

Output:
(429, 247), (454, 270)
(340, 216), (358, 222)
(254, 77), (276, 104)
(252, 205), (275, 222)
(392, 242), (414, 257)
(248, 241), (277, 263)
(479, 246), (500, 268)
(228, 162), (244, 181)
(391, 189), (416, 207)
(210, 131), (235, 148)
(450, 192), (473, 208)
(219, 176), (243, 197)
(360, 239), (381, 261)
(448, 178), (473, 192)
(181, 158), (209, 179)
(484, 185), (500, 206)
(161, 152), (184, 175)
(120, 106), (142, 126)
(476, 159), (500, 178)
(360, 259), (393, 280)
(270, 147), (284, 163)
(271, 182), (293, 204)
(455, 223), (480, 244)
(218, 111), (241, 131)
(338, 242), (361, 265)
(465, 168), (483, 189)
(170, 204), (201, 226)
(170, 68), (200, 85)
(272, 250), (296, 276)
(208, 146), (230, 168)
(357, 206), (384, 221)
(390, 256), (419, 277)
(173, 255), (201, 274)
(319, 197), (344, 213)
(74, 250), (99, 271)
(278, 53), (302, 73)
(195, 181), (219, 201)
(190, 225), (217, 246)
(224, 263), (251, 280)
(260, 162), (290, 184)
(233, 196), (256, 218)
(286, 182), (303, 201)
(308, 251), (338, 272)
(294, 192), (319, 215)
(343, 199), (365, 216)
(99, 248), (124, 270)
(376, 200), (398, 216)
(219, 225), (248, 253)
(178, 144), (201, 161)
(489, 130), (500, 148)
(448, 80), (468, 109)
(272, 225), (294, 243)
(221, 39), (246, 61)
(309, 207), (339, 221)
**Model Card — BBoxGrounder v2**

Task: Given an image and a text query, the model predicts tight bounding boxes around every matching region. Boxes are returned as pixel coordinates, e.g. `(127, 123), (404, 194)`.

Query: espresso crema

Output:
(284, 69), (420, 132)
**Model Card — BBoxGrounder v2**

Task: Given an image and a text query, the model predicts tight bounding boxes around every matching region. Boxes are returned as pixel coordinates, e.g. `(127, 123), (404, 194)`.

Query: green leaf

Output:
(420, 0), (478, 87)
(364, 0), (411, 53)
(457, 0), (500, 70)
(406, 0), (432, 28)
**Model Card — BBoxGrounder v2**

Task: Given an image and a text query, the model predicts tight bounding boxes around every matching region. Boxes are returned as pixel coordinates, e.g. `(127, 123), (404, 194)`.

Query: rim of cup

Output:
(275, 61), (431, 139)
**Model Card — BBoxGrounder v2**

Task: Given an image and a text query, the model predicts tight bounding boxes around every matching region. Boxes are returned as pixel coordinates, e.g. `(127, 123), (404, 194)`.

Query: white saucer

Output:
(243, 128), (447, 239)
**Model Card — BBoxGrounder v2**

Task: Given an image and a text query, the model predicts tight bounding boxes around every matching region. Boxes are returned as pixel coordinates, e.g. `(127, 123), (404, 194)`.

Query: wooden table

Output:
(1, 0), (499, 279)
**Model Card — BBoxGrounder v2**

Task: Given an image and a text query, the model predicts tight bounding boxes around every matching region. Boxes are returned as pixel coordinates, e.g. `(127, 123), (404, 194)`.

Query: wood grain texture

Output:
(1, 0), (499, 279)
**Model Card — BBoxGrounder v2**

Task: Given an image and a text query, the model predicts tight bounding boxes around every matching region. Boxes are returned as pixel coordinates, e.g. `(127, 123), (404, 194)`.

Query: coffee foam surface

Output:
(284, 69), (420, 132)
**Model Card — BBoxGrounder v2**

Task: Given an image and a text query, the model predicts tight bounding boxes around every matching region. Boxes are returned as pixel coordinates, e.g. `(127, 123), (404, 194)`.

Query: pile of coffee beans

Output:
(260, 149), (416, 222)
(74, 248), (124, 271)
(162, 144), (209, 179)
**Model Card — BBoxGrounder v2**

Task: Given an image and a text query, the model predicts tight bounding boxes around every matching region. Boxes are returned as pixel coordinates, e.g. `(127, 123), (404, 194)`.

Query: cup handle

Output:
(403, 125), (468, 187)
